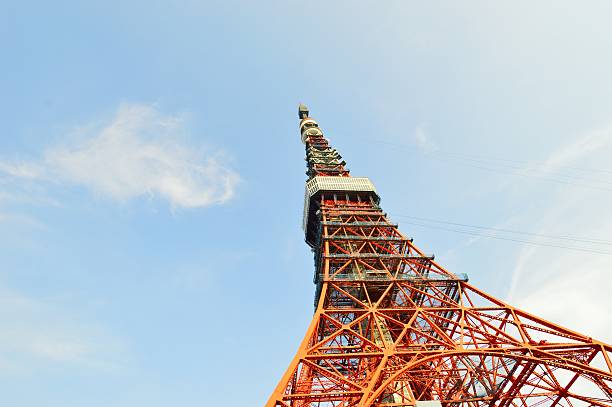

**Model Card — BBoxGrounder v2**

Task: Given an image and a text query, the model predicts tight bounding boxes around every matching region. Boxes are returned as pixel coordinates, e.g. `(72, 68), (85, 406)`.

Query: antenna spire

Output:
(298, 103), (309, 119)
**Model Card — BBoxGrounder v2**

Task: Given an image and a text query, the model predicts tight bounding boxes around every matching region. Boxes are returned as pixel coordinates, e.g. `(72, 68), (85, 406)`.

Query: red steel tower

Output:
(266, 105), (612, 407)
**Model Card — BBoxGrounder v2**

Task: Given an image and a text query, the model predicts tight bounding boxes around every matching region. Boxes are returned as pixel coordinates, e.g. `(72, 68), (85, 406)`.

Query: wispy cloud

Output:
(539, 125), (612, 173)
(507, 124), (612, 343)
(0, 162), (43, 179)
(413, 124), (436, 153)
(0, 103), (240, 209)
(0, 211), (46, 229)
(0, 286), (124, 373)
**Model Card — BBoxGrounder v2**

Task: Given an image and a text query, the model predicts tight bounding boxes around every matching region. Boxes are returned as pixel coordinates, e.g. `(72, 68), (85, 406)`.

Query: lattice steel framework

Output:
(266, 105), (612, 407)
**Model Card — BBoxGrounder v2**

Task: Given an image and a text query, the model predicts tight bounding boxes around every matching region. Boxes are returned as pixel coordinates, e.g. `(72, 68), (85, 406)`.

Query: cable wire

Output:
(392, 214), (612, 246)
(398, 220), (612, 256)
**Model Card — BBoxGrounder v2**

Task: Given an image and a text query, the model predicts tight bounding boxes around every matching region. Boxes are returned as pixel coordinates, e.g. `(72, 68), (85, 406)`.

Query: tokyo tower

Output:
(266, 105), (612, 407)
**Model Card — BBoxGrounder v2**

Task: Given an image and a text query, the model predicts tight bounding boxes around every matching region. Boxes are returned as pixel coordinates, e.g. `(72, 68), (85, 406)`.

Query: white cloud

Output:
(0, 103), (240, 209)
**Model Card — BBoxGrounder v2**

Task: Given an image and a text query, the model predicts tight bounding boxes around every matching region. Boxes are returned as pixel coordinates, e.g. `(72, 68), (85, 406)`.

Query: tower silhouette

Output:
(267, 105), (612, 406)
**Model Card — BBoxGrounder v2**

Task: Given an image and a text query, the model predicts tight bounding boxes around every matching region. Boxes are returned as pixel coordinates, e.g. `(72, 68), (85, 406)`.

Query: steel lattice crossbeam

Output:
(266, 105), (612, 407)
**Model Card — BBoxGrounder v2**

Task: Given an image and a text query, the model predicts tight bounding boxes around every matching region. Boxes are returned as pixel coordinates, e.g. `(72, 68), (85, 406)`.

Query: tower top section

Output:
(298, 104), (320, 145)
(298, 105), (379, 245)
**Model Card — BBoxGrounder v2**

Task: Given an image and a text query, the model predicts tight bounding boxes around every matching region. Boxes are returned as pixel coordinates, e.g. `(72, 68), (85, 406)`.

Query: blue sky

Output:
(2, 1), (612, 405)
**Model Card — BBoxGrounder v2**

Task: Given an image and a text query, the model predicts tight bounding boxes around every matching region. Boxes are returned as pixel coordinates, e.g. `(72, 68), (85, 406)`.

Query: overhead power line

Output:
(350, 138), (612, 254)
(391, 216), (612, 256)
(354, 138), (612, 192)
(392, 214), (612, 246)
